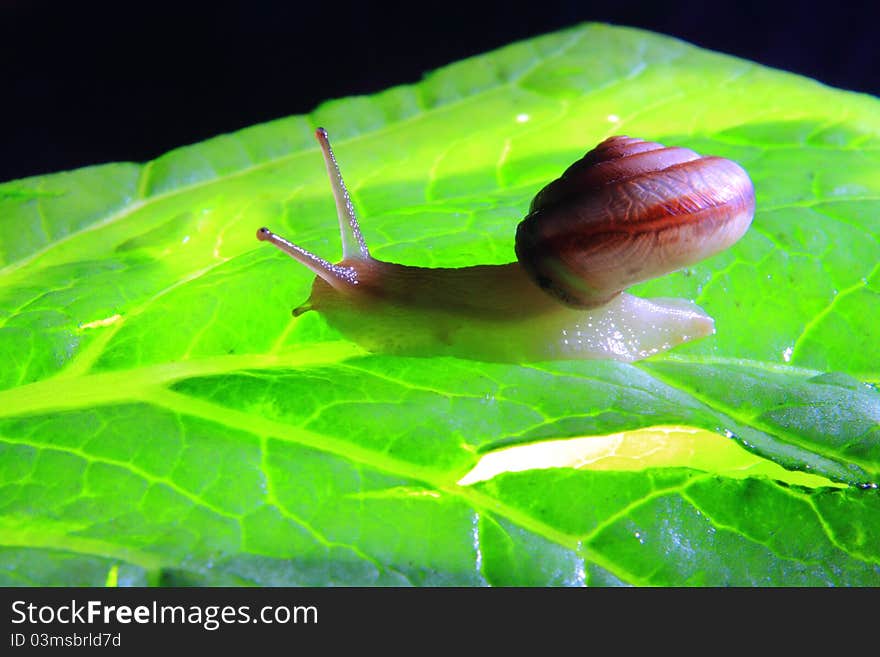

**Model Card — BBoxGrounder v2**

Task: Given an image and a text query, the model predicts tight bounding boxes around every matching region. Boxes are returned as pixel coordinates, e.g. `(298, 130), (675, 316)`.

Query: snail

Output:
(257, 128), (755, 362)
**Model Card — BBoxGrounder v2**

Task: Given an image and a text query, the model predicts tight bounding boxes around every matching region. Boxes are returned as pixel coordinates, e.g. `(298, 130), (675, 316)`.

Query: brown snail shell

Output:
(515, 136), (755, 308)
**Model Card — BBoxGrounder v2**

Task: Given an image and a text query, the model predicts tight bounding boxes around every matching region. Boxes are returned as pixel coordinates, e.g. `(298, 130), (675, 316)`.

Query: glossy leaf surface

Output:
(1, 24), (878, 585)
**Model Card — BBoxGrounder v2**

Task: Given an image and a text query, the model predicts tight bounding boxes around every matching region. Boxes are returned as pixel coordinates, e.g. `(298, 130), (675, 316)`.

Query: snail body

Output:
(257, 129), (755, 362)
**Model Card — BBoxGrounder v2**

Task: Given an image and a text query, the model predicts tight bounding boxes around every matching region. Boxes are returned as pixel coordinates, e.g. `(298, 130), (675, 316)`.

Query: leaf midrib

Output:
(0, 354), (657, 585)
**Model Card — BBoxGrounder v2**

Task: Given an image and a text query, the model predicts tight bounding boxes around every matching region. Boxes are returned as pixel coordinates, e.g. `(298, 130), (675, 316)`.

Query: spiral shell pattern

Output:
(515, 136), (755, 308)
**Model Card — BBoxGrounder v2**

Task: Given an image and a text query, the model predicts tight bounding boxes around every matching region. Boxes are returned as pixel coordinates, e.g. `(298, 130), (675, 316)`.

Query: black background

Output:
(2, 0), (878, 182)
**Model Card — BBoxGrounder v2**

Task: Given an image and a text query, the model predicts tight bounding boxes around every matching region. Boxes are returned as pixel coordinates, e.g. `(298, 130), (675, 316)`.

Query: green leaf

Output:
(1, 23), (878, 586)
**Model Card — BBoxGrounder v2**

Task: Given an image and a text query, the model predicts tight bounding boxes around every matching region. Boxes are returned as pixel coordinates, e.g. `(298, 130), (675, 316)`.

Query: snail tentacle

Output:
(315, 127), (370, 260)
(256, 226), (360, 293)
(256, 127), (372, 295)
